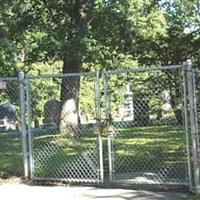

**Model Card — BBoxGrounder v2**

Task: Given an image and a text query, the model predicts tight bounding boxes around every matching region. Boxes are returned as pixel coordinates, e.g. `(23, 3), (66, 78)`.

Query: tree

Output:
(0, 0), (96, 136)
(1, 0), (200, 127)
(59, 0), (95, 136)
(127, 0), (200, 123)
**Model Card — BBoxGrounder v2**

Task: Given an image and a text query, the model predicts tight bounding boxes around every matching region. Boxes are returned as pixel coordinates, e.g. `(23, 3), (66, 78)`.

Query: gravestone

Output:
(43, 100), (61, 125)
(118, 84), (134, 120)
(0, 103), (17, 130)
(133, 99), (150, 126)
(124, 84), (134, 118)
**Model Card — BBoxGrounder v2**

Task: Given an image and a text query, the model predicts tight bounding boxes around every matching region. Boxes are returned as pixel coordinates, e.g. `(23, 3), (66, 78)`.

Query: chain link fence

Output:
(0, 77), (23, 179)
(1, 64), (200, 193)
(104, 66), (189, 187)
(25, 72), (103, 183)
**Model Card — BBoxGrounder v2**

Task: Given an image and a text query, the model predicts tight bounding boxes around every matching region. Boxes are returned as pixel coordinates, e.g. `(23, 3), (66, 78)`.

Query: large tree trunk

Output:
(59, 60), (81, 137)
(59, 0), (95, 137)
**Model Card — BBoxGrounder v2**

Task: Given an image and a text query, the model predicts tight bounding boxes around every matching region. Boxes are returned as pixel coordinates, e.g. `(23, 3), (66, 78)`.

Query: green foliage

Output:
(26, 62), (61, 121)
(29, 78), (60, 120)
(137, 0), (200, 66)
(0, 0), (199, 124)
(0, 0), (199, 70)
(79, 76), (96, 121)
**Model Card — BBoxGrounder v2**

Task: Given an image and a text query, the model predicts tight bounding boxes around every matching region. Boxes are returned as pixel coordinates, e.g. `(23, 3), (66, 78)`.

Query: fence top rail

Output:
(0, 77), (18, 81)
(26, 71), (96, 79)
(0, 65), (183, 80)
(104, 65), (182, 75)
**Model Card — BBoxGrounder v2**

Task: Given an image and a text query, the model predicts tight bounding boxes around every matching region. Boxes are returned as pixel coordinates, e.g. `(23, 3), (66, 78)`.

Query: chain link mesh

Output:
(193, 70), (200, 187)
(105, 67), (189, 186)
(26, 73), (102, 183)
(0, 78), (23, 179)
(1, 67), (198, 189)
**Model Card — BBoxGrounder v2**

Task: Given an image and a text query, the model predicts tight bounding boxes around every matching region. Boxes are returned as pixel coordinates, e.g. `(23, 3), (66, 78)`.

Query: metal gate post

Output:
(186, 59), (200, 194)
(95, 71), (104, 183)
(103, 71), (114, 183)
(182, 62), (192, 190)
(19, 72), (29, 179)
(25, 77), (34, 179)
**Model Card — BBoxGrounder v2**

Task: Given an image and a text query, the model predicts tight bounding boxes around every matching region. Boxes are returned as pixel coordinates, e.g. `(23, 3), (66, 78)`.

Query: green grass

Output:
(0, 133), (23, 178)
(110, 123), (188, 184)
(0, 123), (188, 183)
(113, 124), (186, 172)
(32, 130), (99, 179)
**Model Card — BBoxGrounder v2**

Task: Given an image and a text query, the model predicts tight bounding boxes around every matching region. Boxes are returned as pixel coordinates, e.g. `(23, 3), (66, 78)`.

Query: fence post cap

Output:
(185, 59), (193, 71)
(186, 59), (192, 65)
(19, 71), (25, 78)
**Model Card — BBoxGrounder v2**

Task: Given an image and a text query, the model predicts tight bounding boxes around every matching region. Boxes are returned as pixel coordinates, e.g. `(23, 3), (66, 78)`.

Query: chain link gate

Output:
(21, 72), (103, 183)
(103, 65), (191, 189)
(16, 62), (200, 193)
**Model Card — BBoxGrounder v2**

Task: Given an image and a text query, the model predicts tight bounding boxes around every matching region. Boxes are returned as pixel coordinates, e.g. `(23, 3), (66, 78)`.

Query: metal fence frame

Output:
(104, 64), (188, 187)
(1, 61), (200, 194)
(23, 71), (104, 183)
(102, 61), (200, 193)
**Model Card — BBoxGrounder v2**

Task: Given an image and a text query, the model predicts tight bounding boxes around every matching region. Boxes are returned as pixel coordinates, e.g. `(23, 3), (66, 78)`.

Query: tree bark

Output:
(59, 0), (95, 137)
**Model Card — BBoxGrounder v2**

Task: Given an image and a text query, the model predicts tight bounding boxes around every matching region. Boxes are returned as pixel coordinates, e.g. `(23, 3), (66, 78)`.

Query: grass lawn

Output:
(32, 128), (100, 180)
(111, 123), (188, 184)
(114, 124), (186, 167)
(0, 132), (23, 178)
(0, 123), (189, 185)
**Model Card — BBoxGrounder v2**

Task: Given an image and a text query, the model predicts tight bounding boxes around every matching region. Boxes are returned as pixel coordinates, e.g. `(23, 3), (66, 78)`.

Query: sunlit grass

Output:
(0, 123), (187, 181)
(111, 123), (187, 182)
(0, 133), (23, 178)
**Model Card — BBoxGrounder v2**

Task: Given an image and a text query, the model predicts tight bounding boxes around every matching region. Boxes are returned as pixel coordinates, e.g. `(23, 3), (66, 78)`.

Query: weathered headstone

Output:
(0, 103), (17, 130)
(118, 84), (134, 120)
(133, 99), (150, 126)
(0, 80), (6, 90)
(124, 84), (134, 118)
(43, 99), (61, 125)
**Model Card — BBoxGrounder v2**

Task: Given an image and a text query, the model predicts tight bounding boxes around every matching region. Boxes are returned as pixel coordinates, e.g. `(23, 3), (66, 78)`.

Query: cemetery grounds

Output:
(0, 117), (187, 184)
